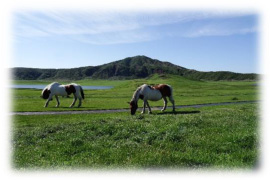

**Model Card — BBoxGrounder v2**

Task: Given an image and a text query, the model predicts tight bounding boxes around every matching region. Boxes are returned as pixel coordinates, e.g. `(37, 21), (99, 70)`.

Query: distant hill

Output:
(11, 55), (258, 81)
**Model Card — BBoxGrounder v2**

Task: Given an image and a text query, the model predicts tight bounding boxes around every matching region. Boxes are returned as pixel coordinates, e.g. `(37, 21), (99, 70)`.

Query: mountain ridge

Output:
(11, 55), (257, 81)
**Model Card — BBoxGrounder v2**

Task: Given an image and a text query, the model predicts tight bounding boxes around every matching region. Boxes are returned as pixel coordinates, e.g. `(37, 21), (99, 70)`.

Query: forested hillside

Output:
(12, 56), (257, 81)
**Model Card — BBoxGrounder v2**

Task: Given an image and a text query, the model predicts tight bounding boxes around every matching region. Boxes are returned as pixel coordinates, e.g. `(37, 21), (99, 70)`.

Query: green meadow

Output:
(12, 74), (258, 112)
(11, 74), (259, 169)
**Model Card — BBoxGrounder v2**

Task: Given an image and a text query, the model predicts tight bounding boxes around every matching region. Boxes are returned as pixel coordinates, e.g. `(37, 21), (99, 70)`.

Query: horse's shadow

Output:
(156, 110), (201, 115)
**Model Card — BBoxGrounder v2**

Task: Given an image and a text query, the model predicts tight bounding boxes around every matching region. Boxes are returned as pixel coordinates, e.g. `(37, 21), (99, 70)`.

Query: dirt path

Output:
(10, 101), (257, 116)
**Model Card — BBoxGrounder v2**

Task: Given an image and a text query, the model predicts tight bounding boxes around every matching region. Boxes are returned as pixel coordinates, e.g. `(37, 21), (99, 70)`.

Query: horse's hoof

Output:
(148, 111), (152, 114)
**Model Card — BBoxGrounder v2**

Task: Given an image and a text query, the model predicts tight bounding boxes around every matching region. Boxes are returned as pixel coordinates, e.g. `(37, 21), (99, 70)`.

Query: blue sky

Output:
(12, 10), (258, 73)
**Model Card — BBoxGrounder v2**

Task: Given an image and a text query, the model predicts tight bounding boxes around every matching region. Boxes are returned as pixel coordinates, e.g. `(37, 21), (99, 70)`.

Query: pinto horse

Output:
(129, 84), (175, 115)
(41, 82), (84, 108)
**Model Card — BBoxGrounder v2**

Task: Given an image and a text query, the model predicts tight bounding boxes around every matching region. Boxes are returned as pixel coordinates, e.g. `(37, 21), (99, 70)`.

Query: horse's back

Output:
(47, 83), (66, 95)
(46, 82), (82, 96)
(140, 84), (162, 101)
(70, 83), (81, 92)
(143, 84), (173, 100)
(69, 83), (84, 98)
(47, 82), (61, 89)
(152, 84), (172, 97)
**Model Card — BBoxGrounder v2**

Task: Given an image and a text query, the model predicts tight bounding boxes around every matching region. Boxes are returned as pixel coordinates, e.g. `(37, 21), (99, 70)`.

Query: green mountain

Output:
(11, 55), (257, 81)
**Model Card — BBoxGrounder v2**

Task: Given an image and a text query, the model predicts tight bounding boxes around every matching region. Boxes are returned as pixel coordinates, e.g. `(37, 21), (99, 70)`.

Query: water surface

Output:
(11, 84), (113, 90)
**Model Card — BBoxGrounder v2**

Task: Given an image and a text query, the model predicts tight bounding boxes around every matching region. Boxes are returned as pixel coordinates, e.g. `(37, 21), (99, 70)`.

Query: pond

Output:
(10, 84), (113, 90)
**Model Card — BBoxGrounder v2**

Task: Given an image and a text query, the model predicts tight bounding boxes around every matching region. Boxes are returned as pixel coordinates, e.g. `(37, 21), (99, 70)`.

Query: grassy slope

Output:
(11, 74), (258, 112)
(12, 103), (258, 169)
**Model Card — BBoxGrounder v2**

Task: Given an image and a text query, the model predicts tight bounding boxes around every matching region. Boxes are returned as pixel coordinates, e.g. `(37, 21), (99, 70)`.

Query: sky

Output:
(12, 10), (258, 73)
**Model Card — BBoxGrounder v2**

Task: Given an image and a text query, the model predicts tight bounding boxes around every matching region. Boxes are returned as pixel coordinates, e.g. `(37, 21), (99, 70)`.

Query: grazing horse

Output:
(41, 82), (85, 108)
(129, 84), (175, 115)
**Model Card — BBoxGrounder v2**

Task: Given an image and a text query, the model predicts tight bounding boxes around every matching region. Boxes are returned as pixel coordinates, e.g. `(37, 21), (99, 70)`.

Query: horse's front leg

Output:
(70, 95), (77, 108)
(161, 97), (168, 112)
(146, 101), (152, 114)
(44, 99), (50, 107)
(141, 100), (146, 114)
(44, 95), (53, 107)
(55, 95), (60, 107)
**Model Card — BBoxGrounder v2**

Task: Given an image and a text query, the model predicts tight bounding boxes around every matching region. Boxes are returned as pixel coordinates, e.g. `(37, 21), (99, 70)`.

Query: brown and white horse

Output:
(41, 82), (84, 108)
(129, 84), (175, 115)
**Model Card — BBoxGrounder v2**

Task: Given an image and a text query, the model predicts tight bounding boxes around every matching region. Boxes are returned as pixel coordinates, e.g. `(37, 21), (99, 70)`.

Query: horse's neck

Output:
(131, 87), (141, 102)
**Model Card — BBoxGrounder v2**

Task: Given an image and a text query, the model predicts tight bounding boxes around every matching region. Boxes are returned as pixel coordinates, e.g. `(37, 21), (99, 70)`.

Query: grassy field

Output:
(11, 74), (258, 112)
(11, 75), (259, 170)
(12, 103), (258, 170)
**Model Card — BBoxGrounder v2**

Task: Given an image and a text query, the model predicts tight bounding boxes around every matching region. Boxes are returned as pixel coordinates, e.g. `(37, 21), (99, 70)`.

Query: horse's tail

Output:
(80, 86), (85, 99)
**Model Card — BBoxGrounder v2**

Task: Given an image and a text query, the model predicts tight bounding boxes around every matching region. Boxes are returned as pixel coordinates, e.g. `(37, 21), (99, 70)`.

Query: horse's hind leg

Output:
(78, 98), (82, 107)
(77, 91), (83, 107)
(70, 95), (77, 108)
(169, 96), (175, 112)
(161, 97), (168, 112)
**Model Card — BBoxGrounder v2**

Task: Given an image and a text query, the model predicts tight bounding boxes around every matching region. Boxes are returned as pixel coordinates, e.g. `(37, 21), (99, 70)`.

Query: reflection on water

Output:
(10, 84), (113, 90)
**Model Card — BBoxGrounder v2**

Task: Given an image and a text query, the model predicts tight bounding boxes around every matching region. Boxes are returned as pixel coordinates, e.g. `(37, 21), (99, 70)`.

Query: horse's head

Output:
(41, 88), (51, 99)
(129, 100), (138, 115)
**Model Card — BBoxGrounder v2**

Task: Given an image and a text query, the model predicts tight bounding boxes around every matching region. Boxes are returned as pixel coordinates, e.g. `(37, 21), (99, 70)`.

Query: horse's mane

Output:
(131, 85), (144, 102)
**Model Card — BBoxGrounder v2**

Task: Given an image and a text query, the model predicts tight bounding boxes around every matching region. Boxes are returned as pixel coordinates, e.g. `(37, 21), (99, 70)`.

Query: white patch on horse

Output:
(41, 82), (84, 108)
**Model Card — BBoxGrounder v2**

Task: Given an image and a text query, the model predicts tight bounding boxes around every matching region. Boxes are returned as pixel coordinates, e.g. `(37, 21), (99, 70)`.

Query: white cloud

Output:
(13, 10), (257, 44)
(74, 30), (159, 45)
(185, 26), (258, 37)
